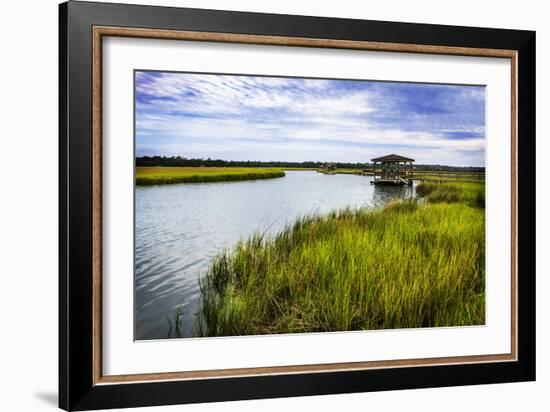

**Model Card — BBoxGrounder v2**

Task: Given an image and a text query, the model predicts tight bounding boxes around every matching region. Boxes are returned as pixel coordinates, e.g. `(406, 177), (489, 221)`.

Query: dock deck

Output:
(371, 177), (412, 186)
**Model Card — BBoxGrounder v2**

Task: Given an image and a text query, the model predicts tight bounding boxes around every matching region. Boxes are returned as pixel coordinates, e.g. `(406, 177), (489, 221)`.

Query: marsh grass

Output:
(416, 182), (485, 208)
(197, 194), (485, 337)
(317, 168), (365, 175)
(136, 167), (285, 185)
(165, 305), (186, 338)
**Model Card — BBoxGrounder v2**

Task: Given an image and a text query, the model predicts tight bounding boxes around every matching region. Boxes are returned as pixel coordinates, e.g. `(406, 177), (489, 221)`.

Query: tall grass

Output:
(318, 168), (365, 175)
(164, 305), (186, 339)
(416, 182), (485, 208)
(197, 198), (485, 337)
(136, 167), (285, 185)
(413, 171), (485, 184)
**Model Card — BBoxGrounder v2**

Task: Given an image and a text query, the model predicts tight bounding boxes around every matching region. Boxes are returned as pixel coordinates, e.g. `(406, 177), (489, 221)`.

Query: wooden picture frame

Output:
(59, 1), (535, 410)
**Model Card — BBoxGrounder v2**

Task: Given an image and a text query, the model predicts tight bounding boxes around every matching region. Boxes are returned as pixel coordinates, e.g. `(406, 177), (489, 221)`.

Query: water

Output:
(135, 171), (416, 340)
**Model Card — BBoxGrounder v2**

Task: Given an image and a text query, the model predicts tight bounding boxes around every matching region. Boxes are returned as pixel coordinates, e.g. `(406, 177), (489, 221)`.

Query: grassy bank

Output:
(197, 188), (485, 336)
(413, 171), (485, 183)
(318, 168), (366, 175)
(416, 181), (485, 208)
(136, 167), (285, 185)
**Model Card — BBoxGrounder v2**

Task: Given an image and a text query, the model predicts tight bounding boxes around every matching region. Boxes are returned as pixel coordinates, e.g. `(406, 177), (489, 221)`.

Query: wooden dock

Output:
(371, 154), (415, 186)
(371, 177), (412, 186)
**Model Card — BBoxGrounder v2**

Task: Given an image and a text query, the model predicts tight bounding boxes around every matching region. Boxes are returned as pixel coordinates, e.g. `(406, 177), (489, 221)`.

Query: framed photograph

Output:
(59, 1), (535, 410)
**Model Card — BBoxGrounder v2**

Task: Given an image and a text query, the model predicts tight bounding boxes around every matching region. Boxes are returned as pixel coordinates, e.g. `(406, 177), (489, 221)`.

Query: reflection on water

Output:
(135, 171), (416, 340)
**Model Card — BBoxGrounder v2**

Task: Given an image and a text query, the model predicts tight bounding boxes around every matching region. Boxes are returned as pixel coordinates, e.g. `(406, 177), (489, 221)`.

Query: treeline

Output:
(136, 156), (368, 169)
(136, 156), (485, 173)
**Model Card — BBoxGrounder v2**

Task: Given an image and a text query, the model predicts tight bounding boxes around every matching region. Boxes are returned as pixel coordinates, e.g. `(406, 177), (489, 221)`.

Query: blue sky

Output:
(135, 71), (485, 166)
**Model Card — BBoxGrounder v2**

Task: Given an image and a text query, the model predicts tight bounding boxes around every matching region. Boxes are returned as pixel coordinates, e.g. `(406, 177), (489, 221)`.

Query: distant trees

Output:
(135, 156), (485, 173)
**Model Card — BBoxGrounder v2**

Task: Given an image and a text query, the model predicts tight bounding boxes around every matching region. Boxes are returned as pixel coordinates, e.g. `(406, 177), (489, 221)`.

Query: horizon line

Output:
(135, 155), (485, 169)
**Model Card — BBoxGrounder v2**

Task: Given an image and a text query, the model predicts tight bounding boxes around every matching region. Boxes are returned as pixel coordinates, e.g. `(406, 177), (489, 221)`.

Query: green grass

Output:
(318, 168), (366, 175)
(416, 182), (485, 208)
(413, 171), (485, 183)
(136, 167), (285, 185)
(197, 191), (485, 337)
(164, 305), (186, 339)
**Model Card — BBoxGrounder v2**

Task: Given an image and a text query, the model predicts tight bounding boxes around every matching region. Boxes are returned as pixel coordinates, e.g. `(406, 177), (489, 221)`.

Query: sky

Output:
(135, 71), (486, 167)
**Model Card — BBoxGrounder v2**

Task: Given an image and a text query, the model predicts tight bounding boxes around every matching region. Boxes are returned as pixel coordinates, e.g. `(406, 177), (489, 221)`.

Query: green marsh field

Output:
(136, 166), (285, 185)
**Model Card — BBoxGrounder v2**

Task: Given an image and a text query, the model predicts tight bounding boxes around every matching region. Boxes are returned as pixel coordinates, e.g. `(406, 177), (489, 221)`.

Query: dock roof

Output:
(371, 154), (415, 163)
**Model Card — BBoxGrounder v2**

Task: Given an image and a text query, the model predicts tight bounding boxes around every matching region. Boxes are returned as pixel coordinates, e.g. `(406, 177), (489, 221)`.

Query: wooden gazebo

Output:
(320, 163), (337, 174)
(371, 154), (414, 185)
